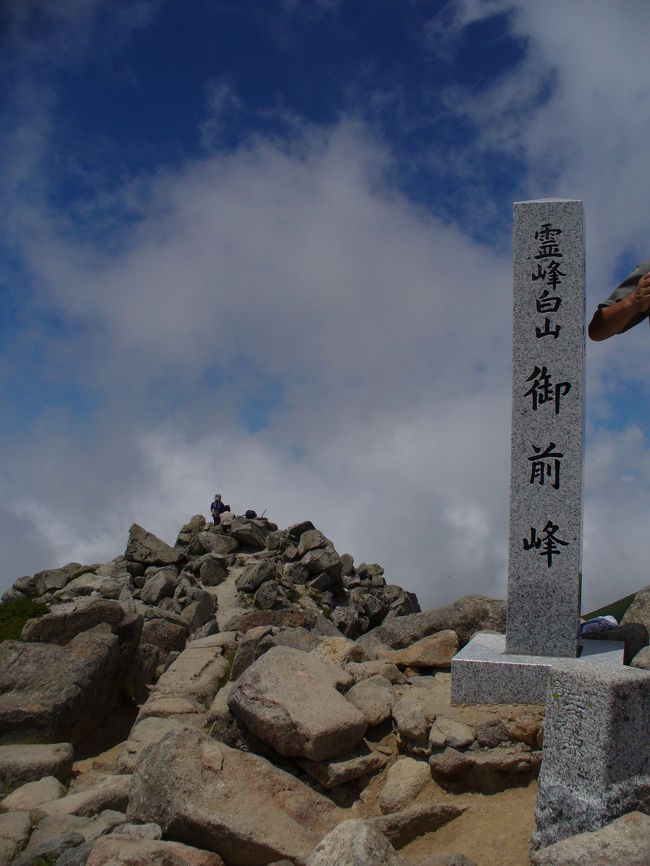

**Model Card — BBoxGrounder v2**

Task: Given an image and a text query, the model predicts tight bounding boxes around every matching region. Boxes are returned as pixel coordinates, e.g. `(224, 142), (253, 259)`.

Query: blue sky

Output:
(1, 0), (650, 612)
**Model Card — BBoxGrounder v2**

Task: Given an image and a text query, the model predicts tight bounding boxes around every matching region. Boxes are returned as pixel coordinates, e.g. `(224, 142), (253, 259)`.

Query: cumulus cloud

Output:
(2, 0), (649, 618)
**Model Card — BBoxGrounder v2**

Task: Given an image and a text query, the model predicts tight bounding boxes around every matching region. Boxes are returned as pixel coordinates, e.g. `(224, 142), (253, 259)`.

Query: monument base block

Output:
(451, 632), (624, 705)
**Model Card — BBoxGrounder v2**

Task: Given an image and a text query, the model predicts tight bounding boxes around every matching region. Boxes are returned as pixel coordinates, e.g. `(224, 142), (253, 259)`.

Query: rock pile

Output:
(0, 514), (648, 865)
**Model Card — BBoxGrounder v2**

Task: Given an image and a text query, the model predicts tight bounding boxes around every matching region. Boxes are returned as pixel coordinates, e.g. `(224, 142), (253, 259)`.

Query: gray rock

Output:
(0, 811), (31, 864)
(231, 626), (275, 680)
(27, 809), (126, 849)
(140, 566), (178, 605)
(140, 618), (187, 661)
(379, 757), (431, 814)
(428, 717), (475, 750)
(52, 841), (94, 865)
(306, 820), (409, 866)
(300, 748), (387, 789)
(391, 685), (439, 747)
(367, 802), (467, 849)
(429, 745), (541, 792)
(236, 559), (278, 593)
(379, 631), (459, 670)
(297, 530), (330, 556)
(230, 520), (267, 549)
(0, 775), (65, 812)
(109, 822), (162, 840)
(198, 554), (229, 586)
(300, 547), (341, 579)
(345, 675), (396, 726)
(13, 832), (85, 866)
(530, 811), (650, 866)
(0, 743), (73, 788)
(0, 625), (120, 745)
(125, 523), (185, 567)
(127, 728), (340, 866)
(346, 660), (407, 685)
(117, 716), (202, 773)
(152, 642), (229, 704)
(416, 855), (477, 866)
(20, 598), (125, 645)
(197, 531), (239, 556)
(32, 563), (82, 597)
(254, 580), (280, 609)
(85, 835), (225, 865)
(257, 627), (322, 656)
(621, 584), (650, 630)
(33, 775), (131, 820)
(228, 646), (365, 761)
(226, 607), (342, 638)
(631, 645), (650, 669)
(358, 595), (506, 651)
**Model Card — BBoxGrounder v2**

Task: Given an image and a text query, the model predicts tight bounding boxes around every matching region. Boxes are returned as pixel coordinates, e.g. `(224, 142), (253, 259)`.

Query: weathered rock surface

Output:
(86, 835), (226, 866)
(0, 624), (120, 745)
(0, 811), (31, 864)
(429, 744), (542, 792)
(0, 742), (74, 788)
(20, 599), (127, 645)
(621, 584), (650, 630)
(154, 641), (229, 704)
(357, 595), (505, 650)
(631, 645), (650, 669)
(0, 774), (65, 812)
(379, 630), (459, 670)
(367, 802), (468, 849)
(306, 820), (409, 866)
(127, 728), (341, 866)
(117, 716), (202, 773)
(228, 646), (365, 761)
(125, 523), (185, 567)
(300, 748), (388, 789)
(345, 675), (396, 726)
(33, 774), (131, 819)
(379, 757), (431, 814)
(530, 811), (650, 866)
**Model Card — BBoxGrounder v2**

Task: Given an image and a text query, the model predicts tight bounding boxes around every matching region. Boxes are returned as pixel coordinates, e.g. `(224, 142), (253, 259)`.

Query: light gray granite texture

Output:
(532, 664), (650, 850)
(507, 199), (585, 658)
(451, 631), (623, 705)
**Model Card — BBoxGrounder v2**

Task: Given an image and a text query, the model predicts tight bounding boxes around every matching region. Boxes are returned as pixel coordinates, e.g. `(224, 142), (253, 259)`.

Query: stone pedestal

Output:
(532, 664), (650, 850)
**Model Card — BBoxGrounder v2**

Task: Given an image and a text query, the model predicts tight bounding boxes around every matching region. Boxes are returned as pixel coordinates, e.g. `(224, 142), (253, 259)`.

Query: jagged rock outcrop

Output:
(3, 510), (644, 865)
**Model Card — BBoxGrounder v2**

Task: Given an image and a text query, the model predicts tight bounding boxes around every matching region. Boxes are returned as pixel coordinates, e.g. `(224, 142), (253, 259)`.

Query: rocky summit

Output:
(0, 512), (648, 866)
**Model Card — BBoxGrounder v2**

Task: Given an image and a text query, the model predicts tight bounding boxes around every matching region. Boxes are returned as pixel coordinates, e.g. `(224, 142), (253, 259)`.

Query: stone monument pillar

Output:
(451, 199), (624, 704)
(507, 199), (584, 658)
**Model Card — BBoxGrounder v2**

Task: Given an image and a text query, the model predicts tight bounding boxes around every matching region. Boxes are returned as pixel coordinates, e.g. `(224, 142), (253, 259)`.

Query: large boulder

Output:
(306, 820), (409, 866)
(228, 646), (366, 761)
(236, 559), (278, 593)
(0, 624), (120, 745)
(530, 811), (650, 866)
(357, 595), (506, 650)
(622, 584), (650, 631)
(87, 835), (225, 866)
(0, 743), (74, 788)
(125, 524), (185, 567)
(127, 728), (341, 866)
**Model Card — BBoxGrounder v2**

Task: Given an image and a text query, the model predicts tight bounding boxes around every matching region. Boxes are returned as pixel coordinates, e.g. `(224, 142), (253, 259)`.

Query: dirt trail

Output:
(402, 781), (537, 866)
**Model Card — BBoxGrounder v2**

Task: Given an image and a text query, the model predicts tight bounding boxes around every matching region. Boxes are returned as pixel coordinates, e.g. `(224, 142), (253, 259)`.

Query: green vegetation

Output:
(582, 591), (637, 623)
(0, 598), (49, 643)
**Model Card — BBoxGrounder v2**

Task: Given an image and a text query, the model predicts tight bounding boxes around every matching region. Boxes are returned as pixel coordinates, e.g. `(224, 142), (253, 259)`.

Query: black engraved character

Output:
(535, 288), (562, 313)
(532, 260), (567, 289)
(523, 520), (569, 567)
(528, 442), (563, 490)
(534, 224), (563, 260)
(524, 366), (571, 414)
(535, 317), (561, 339)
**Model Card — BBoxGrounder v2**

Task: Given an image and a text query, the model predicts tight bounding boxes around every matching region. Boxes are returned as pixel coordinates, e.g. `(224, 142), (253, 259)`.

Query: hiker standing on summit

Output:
(588, 257), (650, 340)
(210, 493), (229, 525)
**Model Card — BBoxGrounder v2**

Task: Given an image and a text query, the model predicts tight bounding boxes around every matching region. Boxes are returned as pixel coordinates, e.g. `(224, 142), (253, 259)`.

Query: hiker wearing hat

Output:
(588, 257), (650, 340)
(210, 493), (229, 525)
